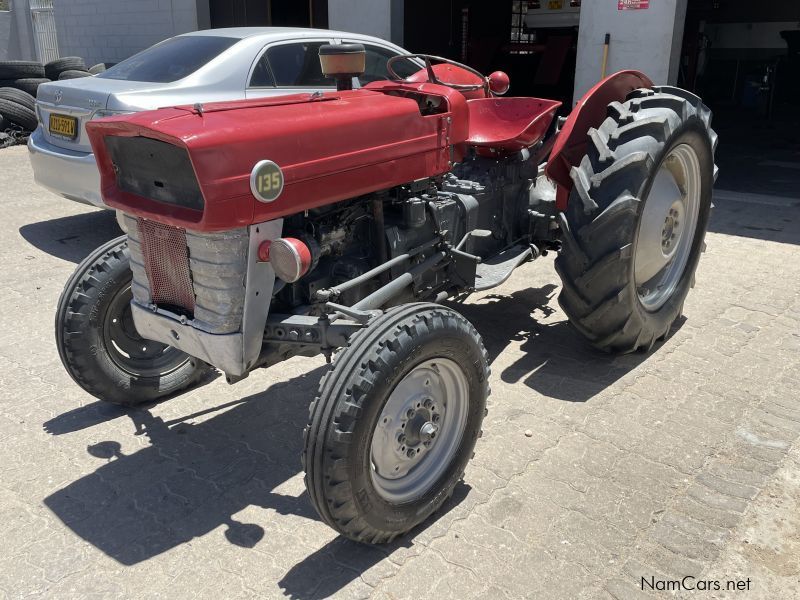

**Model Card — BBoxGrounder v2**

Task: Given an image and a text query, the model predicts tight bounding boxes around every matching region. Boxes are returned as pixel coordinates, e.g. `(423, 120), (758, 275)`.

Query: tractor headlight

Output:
(258, 238), (312, 283)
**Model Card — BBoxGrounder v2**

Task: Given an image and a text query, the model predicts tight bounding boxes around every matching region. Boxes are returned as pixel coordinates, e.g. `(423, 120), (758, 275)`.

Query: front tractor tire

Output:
(556, 86), (717, 353)
(303, 304), (489, 543)
(56, 236), (210, 406)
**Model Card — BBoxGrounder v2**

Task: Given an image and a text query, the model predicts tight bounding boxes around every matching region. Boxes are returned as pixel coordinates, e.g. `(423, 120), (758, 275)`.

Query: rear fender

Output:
(545, 70), (654, 211)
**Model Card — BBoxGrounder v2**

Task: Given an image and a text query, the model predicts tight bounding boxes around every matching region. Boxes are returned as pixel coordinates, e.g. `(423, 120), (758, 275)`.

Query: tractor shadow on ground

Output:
(19, 209), (122, 263)
(450, 284), (684, 403)
(42, 285), (680, 598)
(42, 365), (470, 598)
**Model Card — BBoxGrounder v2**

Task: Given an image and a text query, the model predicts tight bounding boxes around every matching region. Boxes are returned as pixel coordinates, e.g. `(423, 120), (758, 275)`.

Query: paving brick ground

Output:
(1, 144), (799, 599)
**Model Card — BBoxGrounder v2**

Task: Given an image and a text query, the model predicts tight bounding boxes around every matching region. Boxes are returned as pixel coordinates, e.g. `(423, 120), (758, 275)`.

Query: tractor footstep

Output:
(474, 244), (532, 291)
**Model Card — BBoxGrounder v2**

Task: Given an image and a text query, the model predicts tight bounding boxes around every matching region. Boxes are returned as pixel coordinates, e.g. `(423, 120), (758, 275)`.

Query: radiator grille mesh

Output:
(137, 218), (195, 312)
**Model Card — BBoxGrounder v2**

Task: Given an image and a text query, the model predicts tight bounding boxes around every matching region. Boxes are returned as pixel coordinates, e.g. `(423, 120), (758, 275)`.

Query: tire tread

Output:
(556, 88), (717, 353)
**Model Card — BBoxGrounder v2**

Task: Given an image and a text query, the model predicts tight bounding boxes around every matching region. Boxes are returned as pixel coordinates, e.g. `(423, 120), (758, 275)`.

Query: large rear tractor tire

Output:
(56, 236), (211, 406)
(556, 86), (717, 353)
(303, 304), (489, 543)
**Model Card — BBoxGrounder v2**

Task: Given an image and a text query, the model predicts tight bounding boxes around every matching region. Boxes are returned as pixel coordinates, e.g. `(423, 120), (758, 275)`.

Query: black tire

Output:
(88, 63), (107, 75)
(56, 236), (212, 406)
(0, 60), (45, 80)
(58, 70), (92, 80)
(0, 98), (37, 131)
(0, 114), (9, 131)
(45, 57), (86, 80)
(556, 86), (717, 353)
(303, 303), (489, 543)
(12, 78), (51, 97)
(0, 87), (35, 111)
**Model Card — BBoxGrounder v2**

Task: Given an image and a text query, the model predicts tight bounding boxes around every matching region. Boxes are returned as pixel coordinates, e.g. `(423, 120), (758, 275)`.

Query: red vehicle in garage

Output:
(56, 44), (717, 542)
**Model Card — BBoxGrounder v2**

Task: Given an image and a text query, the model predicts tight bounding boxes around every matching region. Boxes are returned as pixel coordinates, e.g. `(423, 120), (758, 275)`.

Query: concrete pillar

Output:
(11, 0), (37, 60)
(195, 0), (211, 30)
(573, 0), (688, 103)
(327, 0), (403, 45)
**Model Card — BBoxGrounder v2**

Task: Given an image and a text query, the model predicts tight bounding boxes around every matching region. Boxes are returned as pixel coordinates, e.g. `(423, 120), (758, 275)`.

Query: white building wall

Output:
(54, 0), (199, 67)
(0, 10), (13, 60)
(1, 1), (38, 61)
(328, 0), (402, 45)
(573, 0), (688, 103)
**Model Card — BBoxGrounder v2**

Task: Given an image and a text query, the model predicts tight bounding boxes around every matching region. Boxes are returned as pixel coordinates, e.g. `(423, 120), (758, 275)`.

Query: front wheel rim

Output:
(102, 283), (191, 377)
(634, 143), (702, 311)
(370, 358), (469, 503)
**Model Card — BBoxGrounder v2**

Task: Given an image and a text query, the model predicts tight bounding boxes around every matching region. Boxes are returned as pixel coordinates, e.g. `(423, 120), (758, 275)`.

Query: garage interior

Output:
(404, 1), (579, 105)
(404, 0), (798, 201)
(208, 0), (329, 30)
(682, 0), (800, 198)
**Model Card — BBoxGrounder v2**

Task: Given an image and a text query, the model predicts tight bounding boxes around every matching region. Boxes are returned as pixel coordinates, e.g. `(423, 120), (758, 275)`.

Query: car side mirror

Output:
(319, 43), (366, 91)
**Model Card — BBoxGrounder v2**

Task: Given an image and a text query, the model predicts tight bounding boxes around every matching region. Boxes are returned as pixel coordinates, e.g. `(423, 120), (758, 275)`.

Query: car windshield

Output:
(98, 36), (239, 83)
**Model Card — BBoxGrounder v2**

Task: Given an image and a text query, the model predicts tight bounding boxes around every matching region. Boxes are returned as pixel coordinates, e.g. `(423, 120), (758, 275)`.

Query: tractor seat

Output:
(466, 97), (562, 152)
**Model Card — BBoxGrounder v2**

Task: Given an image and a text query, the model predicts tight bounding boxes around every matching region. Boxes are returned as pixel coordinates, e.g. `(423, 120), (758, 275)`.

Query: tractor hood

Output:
(86, 86), (469, 231)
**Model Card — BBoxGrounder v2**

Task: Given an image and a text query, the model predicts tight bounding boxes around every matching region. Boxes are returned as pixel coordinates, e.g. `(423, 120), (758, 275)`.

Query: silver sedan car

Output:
(28, 28), (418, 207)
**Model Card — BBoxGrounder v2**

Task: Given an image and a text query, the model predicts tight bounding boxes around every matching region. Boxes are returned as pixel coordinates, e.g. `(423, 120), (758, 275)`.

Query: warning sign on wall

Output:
(618, 0), (650, 9)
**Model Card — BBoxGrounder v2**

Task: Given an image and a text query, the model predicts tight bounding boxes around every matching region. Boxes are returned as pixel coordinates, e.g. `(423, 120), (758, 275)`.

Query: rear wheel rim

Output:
(102, 283), (191, 377)
(370, 358), (469, 503)
(634, 143), (701, 311)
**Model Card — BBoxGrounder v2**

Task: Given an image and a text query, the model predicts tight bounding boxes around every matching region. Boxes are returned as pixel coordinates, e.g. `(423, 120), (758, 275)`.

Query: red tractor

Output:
(56, 45), (717, 543)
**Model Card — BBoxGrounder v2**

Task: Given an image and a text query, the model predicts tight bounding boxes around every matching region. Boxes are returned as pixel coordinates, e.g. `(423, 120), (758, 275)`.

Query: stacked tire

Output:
(0, 60), (45, 133)
(0, 56), (98, 139)
(0, 59), (51, 98)
(44, 56), (89, 80)
(89, 63), (113, 75)
(4, 78), (50, 96)
(0, 60), (45, 80)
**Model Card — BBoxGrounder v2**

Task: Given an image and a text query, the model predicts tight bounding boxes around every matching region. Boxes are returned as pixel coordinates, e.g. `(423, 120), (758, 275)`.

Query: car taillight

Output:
(259, 237), (312, 283)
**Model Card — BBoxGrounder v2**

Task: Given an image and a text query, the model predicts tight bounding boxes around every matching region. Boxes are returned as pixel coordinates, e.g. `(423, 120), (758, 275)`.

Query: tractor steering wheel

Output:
(387, 54), (488, 93)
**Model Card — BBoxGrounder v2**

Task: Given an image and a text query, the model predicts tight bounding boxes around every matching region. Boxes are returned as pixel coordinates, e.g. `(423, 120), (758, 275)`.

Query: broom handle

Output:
(601, 33), (611, 79)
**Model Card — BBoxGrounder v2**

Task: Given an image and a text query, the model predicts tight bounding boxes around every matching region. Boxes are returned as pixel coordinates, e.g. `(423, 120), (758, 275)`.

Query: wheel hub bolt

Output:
(397, 434), (406, 444)
(423, 398), (433, 409)
(407, 409), (415, 418)
(432, 413), (440, 423)
(406, 448), (416, 458)
(420, 421), (438, 441)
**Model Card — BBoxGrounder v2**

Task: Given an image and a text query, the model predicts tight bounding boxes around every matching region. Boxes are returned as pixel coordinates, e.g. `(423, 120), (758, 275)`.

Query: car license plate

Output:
(49, 113), (78, 139)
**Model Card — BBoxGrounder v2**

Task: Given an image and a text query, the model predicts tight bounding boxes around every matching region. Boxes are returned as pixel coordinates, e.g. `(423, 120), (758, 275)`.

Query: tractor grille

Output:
(122, 214), (250, 335)
(105, 136), (205, 211)
(137, 218), (195, 312)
